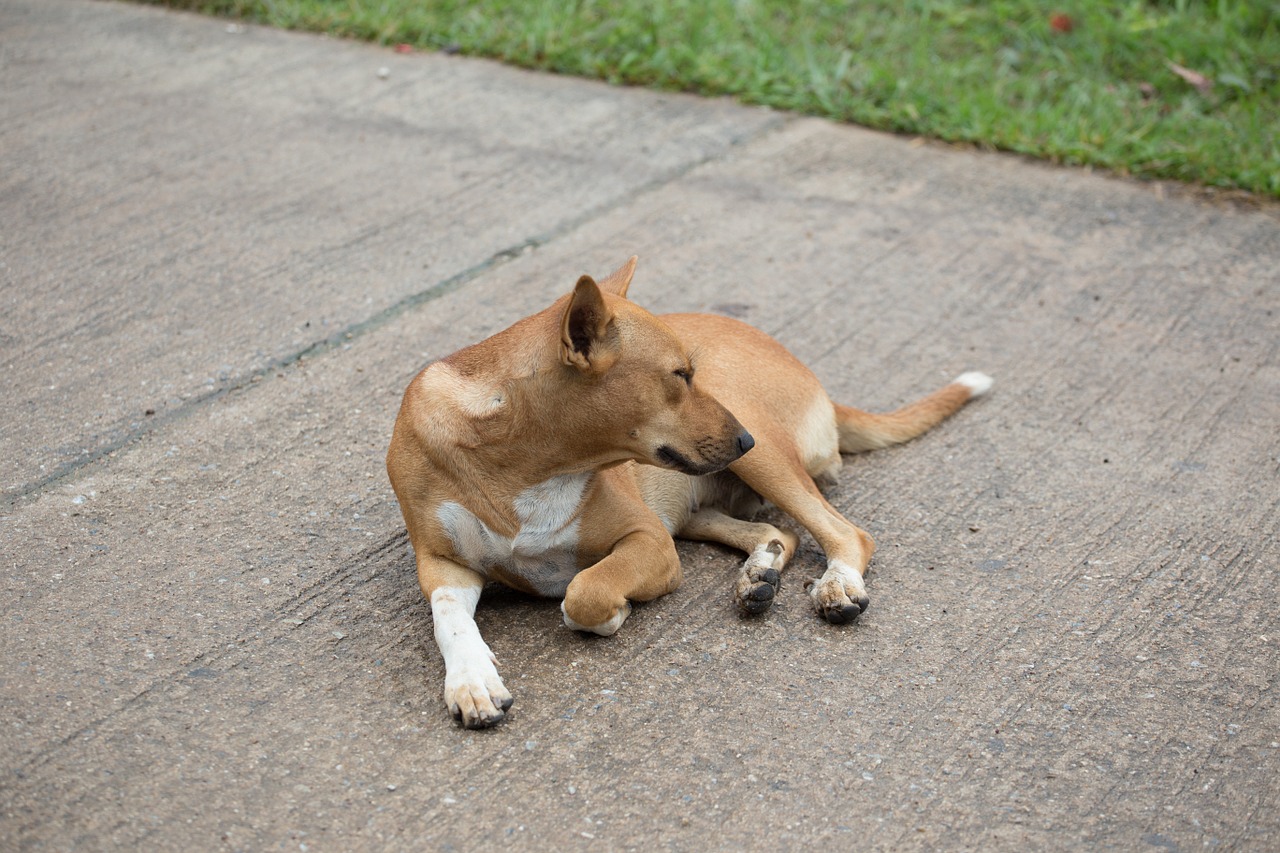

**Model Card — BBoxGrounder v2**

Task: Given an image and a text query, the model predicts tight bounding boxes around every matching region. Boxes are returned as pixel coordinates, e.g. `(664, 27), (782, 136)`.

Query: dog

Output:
(387, 257), (991, 727)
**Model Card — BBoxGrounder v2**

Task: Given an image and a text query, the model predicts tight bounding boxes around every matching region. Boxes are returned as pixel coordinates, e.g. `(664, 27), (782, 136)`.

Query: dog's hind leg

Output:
(679, 508), (800, 615)
(728, 435), (877, 624)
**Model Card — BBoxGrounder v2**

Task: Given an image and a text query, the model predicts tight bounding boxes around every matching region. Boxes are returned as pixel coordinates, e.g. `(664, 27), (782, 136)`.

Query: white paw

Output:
(443, 655), (512, 728)
(809, 560), (870, 625)
(736, 539), (786, 615)
(955, 371), (994, 396)
(561, 599), (631, 636)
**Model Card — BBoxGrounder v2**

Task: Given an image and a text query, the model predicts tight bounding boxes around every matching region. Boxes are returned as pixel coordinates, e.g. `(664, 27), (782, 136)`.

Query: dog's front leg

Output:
(420, 557), (513, 728)
(561, 529), (682, 636)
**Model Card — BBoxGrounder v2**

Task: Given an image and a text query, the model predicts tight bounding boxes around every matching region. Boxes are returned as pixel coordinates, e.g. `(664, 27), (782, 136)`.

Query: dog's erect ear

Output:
(561, 275), (616, 371)
(596, 255), (637, 298)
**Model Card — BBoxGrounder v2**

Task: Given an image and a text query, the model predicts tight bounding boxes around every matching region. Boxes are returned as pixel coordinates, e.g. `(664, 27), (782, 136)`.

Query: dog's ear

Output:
(561, 275), (616, 371)
(596, 255), (637, 298)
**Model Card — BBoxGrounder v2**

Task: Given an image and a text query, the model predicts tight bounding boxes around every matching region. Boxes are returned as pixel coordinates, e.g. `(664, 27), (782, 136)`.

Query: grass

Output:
(141, 0), (1279, 198)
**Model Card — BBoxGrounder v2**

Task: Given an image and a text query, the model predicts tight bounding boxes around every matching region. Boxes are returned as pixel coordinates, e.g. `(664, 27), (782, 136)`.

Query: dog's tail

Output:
(835, 372), (993, 453)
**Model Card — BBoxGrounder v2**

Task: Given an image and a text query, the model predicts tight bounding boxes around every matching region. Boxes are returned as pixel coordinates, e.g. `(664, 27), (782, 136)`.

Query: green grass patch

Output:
(143, 0), (1279, 198)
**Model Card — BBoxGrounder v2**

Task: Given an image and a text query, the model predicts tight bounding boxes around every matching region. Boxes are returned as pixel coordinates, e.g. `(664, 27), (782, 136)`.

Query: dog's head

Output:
(556, 257), (753, 475)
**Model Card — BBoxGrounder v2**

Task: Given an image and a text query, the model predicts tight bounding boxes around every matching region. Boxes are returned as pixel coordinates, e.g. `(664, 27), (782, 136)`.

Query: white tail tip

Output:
(954, 371), (994, 397)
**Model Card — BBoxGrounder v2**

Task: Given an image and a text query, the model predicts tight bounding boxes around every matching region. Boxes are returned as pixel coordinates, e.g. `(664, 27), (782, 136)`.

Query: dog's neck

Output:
(427, 308), (630, 505)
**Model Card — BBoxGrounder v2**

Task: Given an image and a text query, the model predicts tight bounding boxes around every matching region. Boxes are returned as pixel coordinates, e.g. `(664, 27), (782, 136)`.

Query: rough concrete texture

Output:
(1, 1), (1277, 850)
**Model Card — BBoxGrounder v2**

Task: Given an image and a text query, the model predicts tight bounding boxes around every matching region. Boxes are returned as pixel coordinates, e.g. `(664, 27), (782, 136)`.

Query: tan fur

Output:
(388, 257), (990, 727)
(835, 386), (974, 452)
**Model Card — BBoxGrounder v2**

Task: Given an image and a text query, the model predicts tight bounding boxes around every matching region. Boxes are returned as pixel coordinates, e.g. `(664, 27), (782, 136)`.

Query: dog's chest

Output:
(436, 474), (590, 596)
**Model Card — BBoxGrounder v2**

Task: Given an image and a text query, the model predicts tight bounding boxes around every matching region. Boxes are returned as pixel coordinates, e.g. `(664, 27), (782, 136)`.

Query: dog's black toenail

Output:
(823, 602), (863, 624)
(762, 568), (780, 586)
(744, 583), (775, 602)
(463, 709), (507, 729)
(857, 596), (870, 613)
(738, 595), (774, 616)
(500, 696), (515, 711)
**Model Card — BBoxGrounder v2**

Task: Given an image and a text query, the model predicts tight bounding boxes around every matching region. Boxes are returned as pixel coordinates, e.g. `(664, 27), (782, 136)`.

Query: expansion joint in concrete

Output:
(2, 115), (790, 509)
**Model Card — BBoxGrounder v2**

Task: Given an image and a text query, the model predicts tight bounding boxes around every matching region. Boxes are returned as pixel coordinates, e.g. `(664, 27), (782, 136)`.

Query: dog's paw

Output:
(562, 598), (631, 636)
(736, 539), (786, 615)
(808, 565), (870, 625)
(443, 663), (513, 729)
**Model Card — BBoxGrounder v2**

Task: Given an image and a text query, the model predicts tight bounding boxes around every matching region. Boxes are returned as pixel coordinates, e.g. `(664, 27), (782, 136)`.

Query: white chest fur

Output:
(436, 473), (590, 596)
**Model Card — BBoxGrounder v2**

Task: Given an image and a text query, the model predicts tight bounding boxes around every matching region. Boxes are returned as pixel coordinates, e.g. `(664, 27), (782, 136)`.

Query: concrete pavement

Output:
(2, 0), (1277, 849)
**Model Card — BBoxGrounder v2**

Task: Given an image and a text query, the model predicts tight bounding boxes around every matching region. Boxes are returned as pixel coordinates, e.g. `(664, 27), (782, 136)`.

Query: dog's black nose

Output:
(737, 430), (755, 455)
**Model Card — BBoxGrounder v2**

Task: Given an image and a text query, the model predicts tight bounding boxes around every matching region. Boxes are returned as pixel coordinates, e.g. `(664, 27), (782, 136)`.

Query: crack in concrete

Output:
(2, 114), (791, 510)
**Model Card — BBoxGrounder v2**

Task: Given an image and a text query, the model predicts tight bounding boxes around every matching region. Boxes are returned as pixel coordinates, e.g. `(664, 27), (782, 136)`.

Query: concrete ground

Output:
(2, 0), (1277, 849)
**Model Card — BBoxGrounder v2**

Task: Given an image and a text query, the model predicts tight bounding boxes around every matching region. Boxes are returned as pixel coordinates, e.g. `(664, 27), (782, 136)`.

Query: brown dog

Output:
(387, 257), (991, 727)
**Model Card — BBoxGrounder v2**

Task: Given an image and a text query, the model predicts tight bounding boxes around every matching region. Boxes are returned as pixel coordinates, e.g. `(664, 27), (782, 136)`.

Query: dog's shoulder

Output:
(399, 360), (509, 451)
(415, 360), (505, 416)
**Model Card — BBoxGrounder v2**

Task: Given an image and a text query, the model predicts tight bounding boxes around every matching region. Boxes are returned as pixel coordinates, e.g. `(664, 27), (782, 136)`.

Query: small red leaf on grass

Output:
(1050, 13), (1074, 33)
(394, 43), (413, 54)
(1166, 60), (1213, 95)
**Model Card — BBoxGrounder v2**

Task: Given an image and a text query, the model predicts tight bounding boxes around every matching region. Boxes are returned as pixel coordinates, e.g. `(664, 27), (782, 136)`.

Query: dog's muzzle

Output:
(656, 429), (754, 475)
